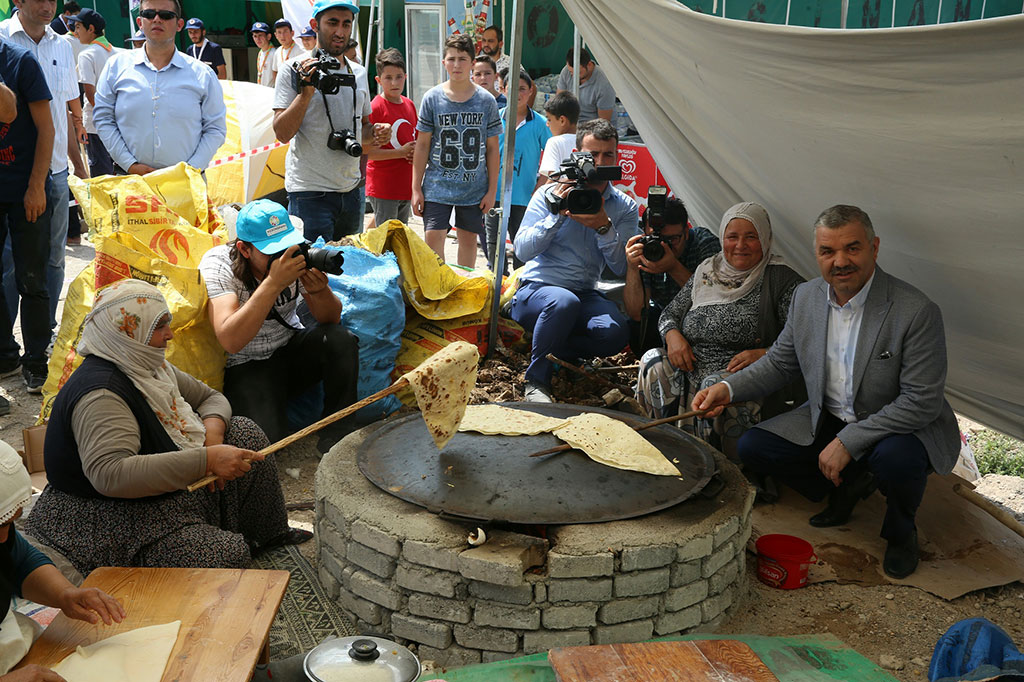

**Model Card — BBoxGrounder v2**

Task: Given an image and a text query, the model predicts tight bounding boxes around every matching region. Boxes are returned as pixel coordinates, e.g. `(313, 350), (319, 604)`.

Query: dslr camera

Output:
(639, 186), (669, 261)
(296, 52), (363, 158)
(327, 129), (362, 157)
(268, 242), (345, 276)
(544, 151), (622, 215)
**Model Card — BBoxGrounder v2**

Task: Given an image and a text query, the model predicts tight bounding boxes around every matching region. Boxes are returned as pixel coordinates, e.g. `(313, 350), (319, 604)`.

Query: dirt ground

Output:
(5, 232), (1024, 681)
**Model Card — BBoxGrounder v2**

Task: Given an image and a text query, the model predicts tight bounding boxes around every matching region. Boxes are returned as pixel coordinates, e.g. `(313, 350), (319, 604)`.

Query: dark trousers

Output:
(222, 324), (359, 443)
(0, 200), (53, 373)
(483, 203), (528, 271)
(510, 280), (630, 386)
(86, 133), (115, 177)
(288, 187), (362, 243)
(738, 412), (930, 542)
(628, 302), (664, 356)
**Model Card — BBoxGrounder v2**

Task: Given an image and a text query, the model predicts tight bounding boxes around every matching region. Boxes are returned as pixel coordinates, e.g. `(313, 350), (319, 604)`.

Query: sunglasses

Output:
(139, 9), (178, 20)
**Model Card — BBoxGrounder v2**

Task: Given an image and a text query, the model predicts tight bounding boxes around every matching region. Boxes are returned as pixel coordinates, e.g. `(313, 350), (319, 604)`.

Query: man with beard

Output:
(479, 25), (509, 74)
(185, 17), (226, 79)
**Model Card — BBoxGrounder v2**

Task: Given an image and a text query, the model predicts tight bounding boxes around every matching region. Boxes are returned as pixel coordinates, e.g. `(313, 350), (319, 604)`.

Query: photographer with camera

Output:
(510, 119), (639, 402)
(272, 0), (390, 242)
(624, 194), (721, 354)
(199, 199), (359, 454)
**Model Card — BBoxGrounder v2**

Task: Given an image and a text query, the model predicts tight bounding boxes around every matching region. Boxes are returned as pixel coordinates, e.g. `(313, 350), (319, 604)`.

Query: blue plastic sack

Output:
(930, 617), (1024, 681)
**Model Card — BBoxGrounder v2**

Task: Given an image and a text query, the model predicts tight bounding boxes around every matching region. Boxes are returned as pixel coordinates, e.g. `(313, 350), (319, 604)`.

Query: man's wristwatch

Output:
(596, 219), (612, 235)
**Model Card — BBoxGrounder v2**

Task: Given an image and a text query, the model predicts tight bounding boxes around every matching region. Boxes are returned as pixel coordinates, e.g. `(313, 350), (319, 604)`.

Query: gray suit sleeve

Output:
(837, 300), (949, 458)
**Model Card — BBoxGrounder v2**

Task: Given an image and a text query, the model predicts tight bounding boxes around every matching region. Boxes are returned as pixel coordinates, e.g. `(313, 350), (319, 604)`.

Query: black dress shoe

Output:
(809, 470), (878, 527)
(884, 530), (919, 579)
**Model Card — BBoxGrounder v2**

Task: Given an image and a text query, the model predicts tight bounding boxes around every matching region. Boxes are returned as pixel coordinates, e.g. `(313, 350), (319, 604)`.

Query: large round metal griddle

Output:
(356, 402), (718, 525)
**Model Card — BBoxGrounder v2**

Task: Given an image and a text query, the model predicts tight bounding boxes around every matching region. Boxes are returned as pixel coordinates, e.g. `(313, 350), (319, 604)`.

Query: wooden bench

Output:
(18, 566), (290, 681)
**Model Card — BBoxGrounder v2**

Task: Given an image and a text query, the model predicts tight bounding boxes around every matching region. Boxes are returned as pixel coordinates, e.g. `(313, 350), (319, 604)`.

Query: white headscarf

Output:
(691, 201), (785, 310)
(0, 440), (30, 527)
(77, 279), (206, 449)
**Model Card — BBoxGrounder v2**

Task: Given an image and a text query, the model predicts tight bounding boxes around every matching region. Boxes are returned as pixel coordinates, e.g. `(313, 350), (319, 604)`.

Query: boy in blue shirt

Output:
(412, 33), (501, 267)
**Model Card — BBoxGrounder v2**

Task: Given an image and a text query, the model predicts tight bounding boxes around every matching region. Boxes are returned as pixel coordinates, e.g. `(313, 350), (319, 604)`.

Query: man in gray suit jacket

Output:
(693, 205), (959, 578)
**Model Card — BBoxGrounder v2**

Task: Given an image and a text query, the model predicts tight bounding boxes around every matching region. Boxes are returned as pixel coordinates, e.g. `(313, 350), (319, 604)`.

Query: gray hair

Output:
(814, 204), (875, 242)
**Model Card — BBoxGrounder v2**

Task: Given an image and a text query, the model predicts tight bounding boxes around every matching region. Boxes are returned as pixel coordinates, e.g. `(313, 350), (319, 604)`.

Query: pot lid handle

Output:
(349, 639), (381, 662)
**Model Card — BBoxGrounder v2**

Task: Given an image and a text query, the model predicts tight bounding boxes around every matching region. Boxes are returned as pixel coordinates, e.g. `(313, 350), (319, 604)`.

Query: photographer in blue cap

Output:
(273, 0), (391, 242)
(185, 17), (226, 80)
(198, 199), (360, 454)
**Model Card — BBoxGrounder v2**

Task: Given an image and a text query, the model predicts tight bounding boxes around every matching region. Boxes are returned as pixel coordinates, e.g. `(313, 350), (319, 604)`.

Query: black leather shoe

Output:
(884, 530), (919, 579)
(809, 470), (878, 527)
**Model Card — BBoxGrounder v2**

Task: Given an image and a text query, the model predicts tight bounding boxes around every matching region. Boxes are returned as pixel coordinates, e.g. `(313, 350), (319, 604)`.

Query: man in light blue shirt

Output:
(510, 119), (638, 402)
(92, 0), (225, 175)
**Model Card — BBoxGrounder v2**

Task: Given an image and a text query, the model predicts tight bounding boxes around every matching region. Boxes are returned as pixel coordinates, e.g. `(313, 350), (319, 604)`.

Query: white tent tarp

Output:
(560, 0), (1024, 439)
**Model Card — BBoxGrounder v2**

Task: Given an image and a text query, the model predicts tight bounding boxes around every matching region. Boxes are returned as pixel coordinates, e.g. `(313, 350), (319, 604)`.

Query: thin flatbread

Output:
(52, 620), (181, 682)
(401, 341), (479, 450)
(458, 404), (567, 435)
(552, 413), (681, 477)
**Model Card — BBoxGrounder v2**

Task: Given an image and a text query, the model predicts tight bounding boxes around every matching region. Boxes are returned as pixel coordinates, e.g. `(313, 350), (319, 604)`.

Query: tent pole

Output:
(840, 0), (849, 27)
(572, 26), (580, 99)
(378, 0), (385, 67)
(485, 0), (526, 361)
(364, 0), (376, 67)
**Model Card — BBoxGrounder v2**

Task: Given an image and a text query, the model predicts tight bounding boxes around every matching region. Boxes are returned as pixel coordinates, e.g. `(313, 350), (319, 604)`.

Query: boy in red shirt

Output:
(366, 48), (417, 225)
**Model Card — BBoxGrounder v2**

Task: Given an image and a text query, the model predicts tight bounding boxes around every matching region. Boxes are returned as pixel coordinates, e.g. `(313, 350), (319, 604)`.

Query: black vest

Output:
(45, 356), (180, 499)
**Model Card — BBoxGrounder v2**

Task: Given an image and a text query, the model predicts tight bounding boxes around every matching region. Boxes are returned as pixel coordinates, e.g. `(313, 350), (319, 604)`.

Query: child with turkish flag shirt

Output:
(366, 48), (417, 225)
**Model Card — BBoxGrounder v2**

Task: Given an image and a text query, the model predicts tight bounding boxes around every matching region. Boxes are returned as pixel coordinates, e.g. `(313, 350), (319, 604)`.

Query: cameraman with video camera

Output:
(200, 199), (359, 454)
(272, 0), (390, 242)
(624, 194), (721, 354)
(510, 119), (639, 403)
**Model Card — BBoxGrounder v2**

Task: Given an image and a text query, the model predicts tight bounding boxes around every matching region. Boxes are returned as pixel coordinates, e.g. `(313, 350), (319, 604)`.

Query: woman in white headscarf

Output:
(0, 439), (124, 678)
(26, 279), (306, 577)
(636, 202), (805, 459)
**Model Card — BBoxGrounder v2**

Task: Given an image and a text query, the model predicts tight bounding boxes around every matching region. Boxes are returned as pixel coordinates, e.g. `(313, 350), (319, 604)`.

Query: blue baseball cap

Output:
(251, 22), (271, 34)
(185, 17), (203, 30)
(236, 200), (304, 255)
(273, 18), (292, 29)
(125, 29), (145, 44)
(298, 26), (316, 38)
(71, 8), (106, 32)
(311, 1), (360, 19)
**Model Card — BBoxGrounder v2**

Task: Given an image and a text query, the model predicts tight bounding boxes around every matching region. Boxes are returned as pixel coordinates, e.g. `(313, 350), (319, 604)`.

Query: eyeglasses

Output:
(139, 9), (178, 20)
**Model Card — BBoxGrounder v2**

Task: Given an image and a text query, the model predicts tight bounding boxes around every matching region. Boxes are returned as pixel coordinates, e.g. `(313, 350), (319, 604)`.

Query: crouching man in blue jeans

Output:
(510, 119), (638, 402)
(199, 199), (359, 453)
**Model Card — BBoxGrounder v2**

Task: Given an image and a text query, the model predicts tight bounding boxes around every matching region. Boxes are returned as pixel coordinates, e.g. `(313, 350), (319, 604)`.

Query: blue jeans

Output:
(86, 133), (115, 177)
(0, 197), (54, 373)
(509, 280), (630, 385)
(287, 187), (362, 243)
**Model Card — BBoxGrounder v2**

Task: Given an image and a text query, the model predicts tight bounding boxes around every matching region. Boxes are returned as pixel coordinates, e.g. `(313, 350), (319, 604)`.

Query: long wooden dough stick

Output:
(528, 409), (712, 458)
(186, 378), (409, 492)
(545, 353), (631, 393)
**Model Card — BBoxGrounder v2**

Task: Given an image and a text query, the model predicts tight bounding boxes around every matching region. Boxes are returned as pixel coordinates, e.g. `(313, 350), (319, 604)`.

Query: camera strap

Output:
(320, 89), (340, 135)
(243, 278), (303, 332)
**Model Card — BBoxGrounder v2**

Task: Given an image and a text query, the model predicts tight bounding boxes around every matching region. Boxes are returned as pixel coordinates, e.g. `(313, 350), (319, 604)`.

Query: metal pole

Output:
(364, 0), (376, 68)
(572, 26), (580, 100)
(840, 0), (849, 27)
(378, 0), (384, 67)
(485, 0), (525, 361)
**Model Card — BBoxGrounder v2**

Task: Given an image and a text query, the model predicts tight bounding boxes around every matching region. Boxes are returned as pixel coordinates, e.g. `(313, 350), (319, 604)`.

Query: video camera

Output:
(544, 151), (622, 215)
(268, 242), (345, 276)
(639, 186), (669, 261)
(296, 51), (363, 158)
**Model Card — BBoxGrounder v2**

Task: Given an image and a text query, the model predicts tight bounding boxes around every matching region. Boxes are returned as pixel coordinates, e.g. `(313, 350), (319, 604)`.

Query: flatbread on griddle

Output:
(458, 404), (567, 435)
(552, 413), (681, 477)
(401, 341), (479, 450)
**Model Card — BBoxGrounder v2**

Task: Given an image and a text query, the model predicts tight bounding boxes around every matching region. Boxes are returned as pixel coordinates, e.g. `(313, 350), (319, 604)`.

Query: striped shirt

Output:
(0, 13), (79, 174)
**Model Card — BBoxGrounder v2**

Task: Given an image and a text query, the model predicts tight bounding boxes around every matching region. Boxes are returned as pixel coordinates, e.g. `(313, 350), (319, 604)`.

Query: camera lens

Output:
(566, 188), (603, 215)
(306, 247), (345, 275)
(344, 136), (362, 158)
(642, 237), (665, 261)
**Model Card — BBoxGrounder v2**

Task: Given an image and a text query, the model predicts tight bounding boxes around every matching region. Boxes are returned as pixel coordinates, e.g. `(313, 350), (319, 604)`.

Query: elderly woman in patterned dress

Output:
(26, 279), (308, 577)
(636, 202), (805, 460)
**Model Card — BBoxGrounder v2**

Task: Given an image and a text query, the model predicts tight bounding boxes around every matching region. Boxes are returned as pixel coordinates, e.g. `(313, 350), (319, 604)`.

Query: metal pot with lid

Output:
(304, 635), (422, 682)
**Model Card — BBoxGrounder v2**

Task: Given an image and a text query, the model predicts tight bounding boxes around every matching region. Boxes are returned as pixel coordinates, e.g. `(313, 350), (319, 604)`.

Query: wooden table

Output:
(549, 640), (781, 681)
(18, 567), (290, 681)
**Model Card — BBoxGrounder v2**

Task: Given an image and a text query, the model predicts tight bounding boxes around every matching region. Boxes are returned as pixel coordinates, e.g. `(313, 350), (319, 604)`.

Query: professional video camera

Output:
(268, 242), (345, 276)
(544, 151), (622, 215)
(639, 186), (669, 261)
(296, 51), (363, 158)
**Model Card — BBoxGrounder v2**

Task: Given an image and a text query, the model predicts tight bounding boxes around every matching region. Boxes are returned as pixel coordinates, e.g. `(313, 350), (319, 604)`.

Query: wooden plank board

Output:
(549, 640), (781, 682)
(17, 566), (289, 682)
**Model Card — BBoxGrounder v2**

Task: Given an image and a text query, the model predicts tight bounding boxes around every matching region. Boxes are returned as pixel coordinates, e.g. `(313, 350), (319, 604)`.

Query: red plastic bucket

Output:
(755, 534), (817, 590)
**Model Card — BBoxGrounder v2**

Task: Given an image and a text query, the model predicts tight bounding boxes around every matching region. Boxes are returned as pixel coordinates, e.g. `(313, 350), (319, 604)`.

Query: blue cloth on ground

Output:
(930, 617), (1024, 681)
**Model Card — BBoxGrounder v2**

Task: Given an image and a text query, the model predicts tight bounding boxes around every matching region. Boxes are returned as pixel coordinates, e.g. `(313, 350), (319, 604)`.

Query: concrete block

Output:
(318, 566), (339, 600)
(713, 517), (739, 549)
(547, 551), (614, 578)
(458, 532), (547, 587)
(351, 519), (401, 557)
(598, 596), (660, 625)
(391, 612), (452, 649)
(340, 564), (355, 592)
(408, 593), (472, 624)
(474, 601), (541, 630)
(482, 650), (522, 663)
(670, 560), (702, 587)
(701, 587), (735, 622)
(523, 629), (591, 654)
(664, 579), (709, 612)
(347, 540), (397, 579)
(620, 545), (675, 572)
(320, 546), (347, 583)
(655, 605), (701, 635)
(702, 541), (734, 578)
(349, 570), (402, 611)
(708, 558), (740, 596)
(454, 624), (519, 653)
(737, 520), (753, 551)
(547, 578), (613, 604)
(396, 564), (460, 598)
(594, 619), (654, 645)
(469, 580), (533, 606)
(676, 534), (713, 563)
(534, 583), (547, 603)
(419, 644), (482, 668)
(403, 539), (461, 572)
(336, 588), (383, 625)
(542, 605), (598, 630)
(324, 500), (348, 535)
(319, 520), (348, 560)
(614, 568), (669, 598)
